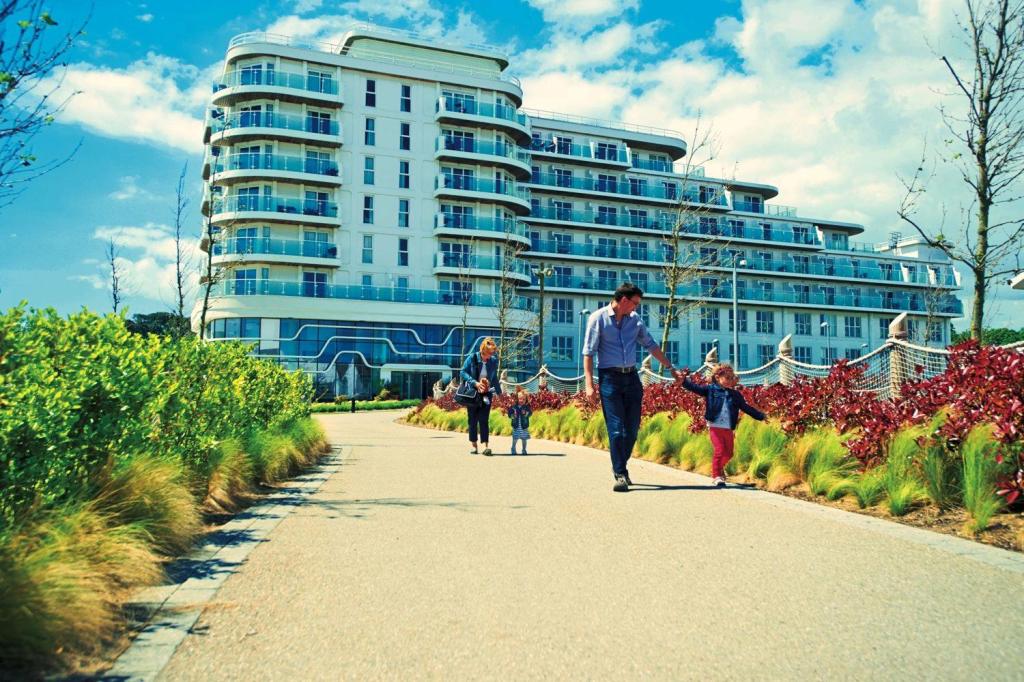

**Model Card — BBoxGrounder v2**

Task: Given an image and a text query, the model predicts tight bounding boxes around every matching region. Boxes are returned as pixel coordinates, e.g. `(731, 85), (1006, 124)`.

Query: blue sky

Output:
(1, 0), (1021, 328)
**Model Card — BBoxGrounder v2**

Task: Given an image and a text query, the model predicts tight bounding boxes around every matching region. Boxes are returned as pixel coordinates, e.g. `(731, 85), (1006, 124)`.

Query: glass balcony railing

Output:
(529, 171), (724, 204)
(435, 174), (530, 202)
(434, 213), (529, 239)
(529, 238), (666, 264)
(213, 237), (337, 259)
(432, 253), (533, 278)
(630, 158), (674, 172)
(211, 153), (339, 177)
(214, 69), (339, 96)
(212, 279), (534, 309)
(527, 275), (963, 314)
(435, 97), (528, 126)
(732, 199), (798, 217)
(435, 136), (530, 165)
(529, 138), (629, 164)
(212, 194), (338, 218)
(527, 206), (822, 246)
(210, 110), (340, 136)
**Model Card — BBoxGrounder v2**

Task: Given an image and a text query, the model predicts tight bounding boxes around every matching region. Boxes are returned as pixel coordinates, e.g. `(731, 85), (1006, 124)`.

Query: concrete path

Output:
(156, 411), (1024, 680)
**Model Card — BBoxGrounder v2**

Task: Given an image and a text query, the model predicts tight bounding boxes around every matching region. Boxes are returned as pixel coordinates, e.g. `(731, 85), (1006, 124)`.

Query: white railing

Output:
(522, 108), (683, 139)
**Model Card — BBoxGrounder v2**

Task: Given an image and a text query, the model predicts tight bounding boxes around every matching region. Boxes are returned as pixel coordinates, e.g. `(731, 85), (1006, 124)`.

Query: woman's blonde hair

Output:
(480, 337), (498, 354)
(711, 363), (736, 382)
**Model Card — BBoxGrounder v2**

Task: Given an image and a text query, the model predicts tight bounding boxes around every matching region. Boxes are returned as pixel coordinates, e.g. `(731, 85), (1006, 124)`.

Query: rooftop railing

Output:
(732, 199), (798, 217)
(529, 137), (629, 164)
(523, 107), (682, 139)
(210, 110), (340, 136)
(212, 278), (534, 309)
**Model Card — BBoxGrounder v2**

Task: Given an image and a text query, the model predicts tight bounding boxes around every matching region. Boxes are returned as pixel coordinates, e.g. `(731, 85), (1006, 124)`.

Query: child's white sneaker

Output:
(712, 476), (726, 488)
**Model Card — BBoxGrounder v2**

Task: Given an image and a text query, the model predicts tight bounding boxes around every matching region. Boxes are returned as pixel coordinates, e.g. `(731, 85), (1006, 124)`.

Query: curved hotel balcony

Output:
(211, 279), (534, 311)
(524, 205), (822, 249)
(434, 136), (531, 179)
(528, 171), (729, 208)
(431, 253), (533, 284)
(435, 97), (531, 144)
(433, 213), (531, 247)
(210, 237), (340, 268)
(208, 153), (342, 188)
(433, 174), (532, 214)
(211, 69), (342, 108)
(207, 111), (342, 147)
(206, 194), (339, 228)
(529, 137), (631, 169)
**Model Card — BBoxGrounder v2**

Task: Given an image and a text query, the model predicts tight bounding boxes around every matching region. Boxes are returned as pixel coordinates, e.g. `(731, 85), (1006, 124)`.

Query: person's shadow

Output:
(626, 482), (759, 492)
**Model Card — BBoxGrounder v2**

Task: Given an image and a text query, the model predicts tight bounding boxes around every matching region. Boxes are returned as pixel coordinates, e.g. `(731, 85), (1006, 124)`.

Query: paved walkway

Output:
(153, 411), (1023, 680)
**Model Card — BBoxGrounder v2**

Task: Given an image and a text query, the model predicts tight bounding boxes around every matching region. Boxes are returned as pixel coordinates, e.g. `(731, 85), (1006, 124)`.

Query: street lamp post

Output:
(821, 321), (831, 365)
(732, 256), (747, 369)
(577, 308), (590, 381)
(533, 262), (554, 370)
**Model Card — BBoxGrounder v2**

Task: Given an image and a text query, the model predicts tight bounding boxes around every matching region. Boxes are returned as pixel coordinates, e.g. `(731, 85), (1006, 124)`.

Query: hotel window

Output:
(307, 69), (333, 93)
(551, 298), (573, 323)
(595, 142), (618, 160)
(758, 344), (774, 366)
(699, 247), (719, 265)
(700, 307), (720, 331)
(728, 309), (748, 333)
(442, 90), (476, 113)
(400, 122), (411, 150)
(626, 271), (649, 291)
(397, 276), (409, 289)
(302, 271), (327, 298)
(700, 341), (716, 359)
(555, 136), (573, 154)
(761, 222), (772, 240)
(794, 313), (812, 336)
(793, 225), (810, 244)
(597, 205), (618, 225)
(822, 347), (837, 364)
(361, 235), (373, 264)
(398, 238), (409, 267)
(398, 199), (410, 228)
(658, 305), (680, 329)
(699, 216), (719, 235)
(726, 219), (744, 237)
(728, 344), (748, 367)
(597, 173), (617, 192)
(365, 79), (376, 107)
(820, 314), (838, 336)
(362, 196), (374, 224)
(400, 84), (412, 112)
(698, 185), (718, 204)
(794, 346), (812, 363)
(234, 268), (256, 295)
(625, 239), (648, 260)
(551, 200), (572, 220)
(363, 156), (375, 185)
(821, 286), (836, 306)
(663, 341), (679, 366)
(627, 208), (648, 228)
(364, 118), (376, 145)
(793, 255), (809, 273)
(362, 274), (373, 287)
(844, 316), (862, 338)
(759, 281), (774, 300)
(628, 177), (648, 196)
(552, 265), (572, 287)
(756, 311), (775, 334)
(307, 110), (332, 135)
(550, 232), (572, 254)
(637, 304), (650, 326)
(907, 319), (920, 342)
(399, 160), (410, 189)
(597, 269), (617, 289)
(551, 336), (574, 361)
(928, 321), (944, 343)
(700, 277), (719, 296)
(595, 237), (617, 258)
(794, 284), (810, 304)
(553, 168), (573, 187)
(845, 348), (862, 360)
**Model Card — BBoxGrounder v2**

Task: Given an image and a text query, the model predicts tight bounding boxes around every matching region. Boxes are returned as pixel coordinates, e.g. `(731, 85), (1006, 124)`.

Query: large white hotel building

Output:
(196, 24), (962, 399)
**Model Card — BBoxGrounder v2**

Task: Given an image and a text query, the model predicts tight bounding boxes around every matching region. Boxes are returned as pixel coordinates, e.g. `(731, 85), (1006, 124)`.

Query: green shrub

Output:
(851, 469), (886, 508)
(961, 424), (1004, 532)
(882, 425), (930, 516)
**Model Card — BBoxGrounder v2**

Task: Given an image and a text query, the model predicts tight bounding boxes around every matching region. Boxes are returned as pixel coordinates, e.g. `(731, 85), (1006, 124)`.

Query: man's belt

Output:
(600, 366), (637, 374)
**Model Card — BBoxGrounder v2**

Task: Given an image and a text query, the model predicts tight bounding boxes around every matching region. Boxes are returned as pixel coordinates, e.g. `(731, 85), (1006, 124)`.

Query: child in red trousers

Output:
(680, 364), (766, 487)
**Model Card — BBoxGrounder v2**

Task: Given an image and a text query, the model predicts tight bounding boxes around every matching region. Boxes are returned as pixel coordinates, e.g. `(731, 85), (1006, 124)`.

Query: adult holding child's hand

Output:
(460, 337), (500, 456)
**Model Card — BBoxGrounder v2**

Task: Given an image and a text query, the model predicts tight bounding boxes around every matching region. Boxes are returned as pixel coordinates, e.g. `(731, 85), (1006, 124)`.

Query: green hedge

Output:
(0, 306), (312, 534)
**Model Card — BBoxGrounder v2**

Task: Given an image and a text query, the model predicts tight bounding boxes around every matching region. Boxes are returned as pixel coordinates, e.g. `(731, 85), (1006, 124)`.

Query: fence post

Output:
(887, 312), (909, 398)
(778, 334), (794, 385)
(537, 364), (549, 392)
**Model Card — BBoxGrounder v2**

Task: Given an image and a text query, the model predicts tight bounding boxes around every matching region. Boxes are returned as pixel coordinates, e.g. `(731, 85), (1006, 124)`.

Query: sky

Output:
(1, 0), (1022, 329)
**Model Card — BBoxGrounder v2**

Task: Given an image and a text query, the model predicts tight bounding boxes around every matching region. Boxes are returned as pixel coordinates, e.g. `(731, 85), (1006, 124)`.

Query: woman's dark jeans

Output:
(466, 401), (491, 443)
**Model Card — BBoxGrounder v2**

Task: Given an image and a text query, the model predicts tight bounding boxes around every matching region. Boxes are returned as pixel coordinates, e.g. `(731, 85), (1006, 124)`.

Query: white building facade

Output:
(195, 25), (962, 398)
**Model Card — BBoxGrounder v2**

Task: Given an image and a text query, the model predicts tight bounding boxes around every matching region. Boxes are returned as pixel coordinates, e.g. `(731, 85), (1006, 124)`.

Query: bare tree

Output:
(105, 234), (124, 314)
(455, 236), (476, 362)
(197, 171), (233, 339)
(898, 0), (1024, 340)
(172, 161), (192, 327)
(657, 113), (726, 370)
(492, 230), (533, 377)
(0, 1), (88, 209)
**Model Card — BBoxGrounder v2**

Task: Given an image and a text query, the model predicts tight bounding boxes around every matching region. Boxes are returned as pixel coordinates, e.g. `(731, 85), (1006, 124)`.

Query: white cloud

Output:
(108, 175), (157, 201)
(41, 53), (215, 153)
(77, 224), (202, 306)
(136, 13), (153, 22)
(525, 0), (639, 28)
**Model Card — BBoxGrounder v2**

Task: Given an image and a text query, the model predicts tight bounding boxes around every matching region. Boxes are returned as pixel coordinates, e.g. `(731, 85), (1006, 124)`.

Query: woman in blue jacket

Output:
(681, 364), (766, 487)
(460, 337), (501, 455)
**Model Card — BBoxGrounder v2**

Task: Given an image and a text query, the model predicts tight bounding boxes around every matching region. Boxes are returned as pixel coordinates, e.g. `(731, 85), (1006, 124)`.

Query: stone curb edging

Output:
(100, 447), (345, 681)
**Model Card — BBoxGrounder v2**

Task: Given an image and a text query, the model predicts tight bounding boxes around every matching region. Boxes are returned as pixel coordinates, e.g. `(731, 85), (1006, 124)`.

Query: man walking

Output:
(583, 283), (684, 492)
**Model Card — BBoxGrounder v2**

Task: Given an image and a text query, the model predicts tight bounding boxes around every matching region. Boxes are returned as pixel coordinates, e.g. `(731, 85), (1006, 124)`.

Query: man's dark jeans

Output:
(598, 369), (644, 475)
